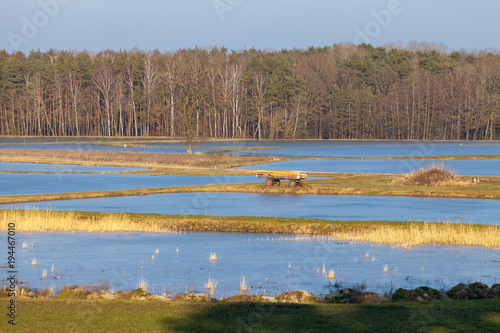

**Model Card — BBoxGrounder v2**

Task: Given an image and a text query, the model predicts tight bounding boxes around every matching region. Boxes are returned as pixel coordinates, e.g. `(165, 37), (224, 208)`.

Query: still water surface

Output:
(3, 193), (498, 225)
(6, 231), (499, 298)
(230, 144), (500, 158)
(0, 174), (259, 196)
(2, 139), (499, 157)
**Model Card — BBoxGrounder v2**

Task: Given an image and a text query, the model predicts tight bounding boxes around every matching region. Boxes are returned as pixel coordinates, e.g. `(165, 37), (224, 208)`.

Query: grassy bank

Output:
(0, 148), (283, 169)
(3, 298), (499, 332)
(2, 209), (499, 247)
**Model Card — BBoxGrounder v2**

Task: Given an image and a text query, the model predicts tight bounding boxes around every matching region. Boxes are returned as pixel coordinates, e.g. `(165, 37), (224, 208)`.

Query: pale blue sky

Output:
(1, 0), (499, 53)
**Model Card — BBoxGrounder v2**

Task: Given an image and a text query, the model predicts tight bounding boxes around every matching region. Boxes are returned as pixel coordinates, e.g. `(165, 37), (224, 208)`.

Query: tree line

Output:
(0, 42), (498, 142)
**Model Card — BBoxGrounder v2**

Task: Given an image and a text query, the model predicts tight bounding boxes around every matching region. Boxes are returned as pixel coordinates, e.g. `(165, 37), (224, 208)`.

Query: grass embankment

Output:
(2, 209), (499, 248)
(0, 148), (284, 170)
(3, 298), (499, 332)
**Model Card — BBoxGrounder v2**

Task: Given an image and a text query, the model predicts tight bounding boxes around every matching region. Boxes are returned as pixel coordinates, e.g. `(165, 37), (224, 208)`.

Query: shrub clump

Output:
(393, 161), (468, 187)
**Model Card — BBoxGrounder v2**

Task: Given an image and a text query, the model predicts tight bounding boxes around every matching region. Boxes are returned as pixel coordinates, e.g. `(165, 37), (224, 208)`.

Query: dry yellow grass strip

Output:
(0, 209), (170, 233)
(0, 148), (282, 168)
(1, 209), (499, 248)
(325, 222), (500, 248)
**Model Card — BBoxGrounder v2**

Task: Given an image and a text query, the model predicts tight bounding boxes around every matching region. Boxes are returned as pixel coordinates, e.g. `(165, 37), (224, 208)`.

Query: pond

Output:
(239, 159), (500, 176)
(3, 193), (498, 225)
(5, 231), (499, 298)
(0, 174), (259, 196)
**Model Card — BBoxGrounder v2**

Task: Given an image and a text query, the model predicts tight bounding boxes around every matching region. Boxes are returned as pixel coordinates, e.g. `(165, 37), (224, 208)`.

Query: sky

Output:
(1, 0), (499, 53)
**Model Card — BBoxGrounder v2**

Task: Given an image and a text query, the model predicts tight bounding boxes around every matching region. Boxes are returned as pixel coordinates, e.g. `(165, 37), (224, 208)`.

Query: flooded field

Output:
(0, 143), (233, 154)
(3, 193), (499, 225)
(2, 139), (499, 157)
(1, 139), (498, 300)
(229, 143), (500, 158)
(6, 231), (499, 298)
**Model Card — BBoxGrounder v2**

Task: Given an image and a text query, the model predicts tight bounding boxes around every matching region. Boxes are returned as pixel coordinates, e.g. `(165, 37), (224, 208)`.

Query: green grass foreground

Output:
(3, 298), (499, 332)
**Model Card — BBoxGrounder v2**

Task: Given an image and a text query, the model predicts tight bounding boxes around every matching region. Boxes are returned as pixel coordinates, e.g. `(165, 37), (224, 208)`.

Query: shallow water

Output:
(148, 139), (500, 149)
(0, 162), (146, 173)
(0, 137), (175, 144)
(0, 143), (233, 154)
(6, 231), (499, 298)
(240, 159), (500, 176)
(3, 193), (498, 225)
(0, 174), (259, 196)
(2, 140), (499, 158)
(230, 143), (500, 158)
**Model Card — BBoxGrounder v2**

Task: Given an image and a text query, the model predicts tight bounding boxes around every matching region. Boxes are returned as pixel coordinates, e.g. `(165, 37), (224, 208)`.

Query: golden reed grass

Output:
(239, 276), (248, 293)
(1, 209), (499, 248)
(0, 209), (173, 233)
(137, 277), (148, 292)
(267, 223), (500, 248)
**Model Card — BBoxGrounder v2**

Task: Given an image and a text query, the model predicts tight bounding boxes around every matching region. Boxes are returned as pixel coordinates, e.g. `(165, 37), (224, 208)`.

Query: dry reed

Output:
(239, 276), (248, 293)
(137, 277), (148, 292)
(2, 209), (499, 248)
(0, 209), (174, 233)
(204, 277), (218, 296)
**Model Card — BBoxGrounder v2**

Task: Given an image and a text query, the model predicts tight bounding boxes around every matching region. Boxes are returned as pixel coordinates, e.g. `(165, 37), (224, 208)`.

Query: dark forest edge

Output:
(0, 42), (498, 143)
